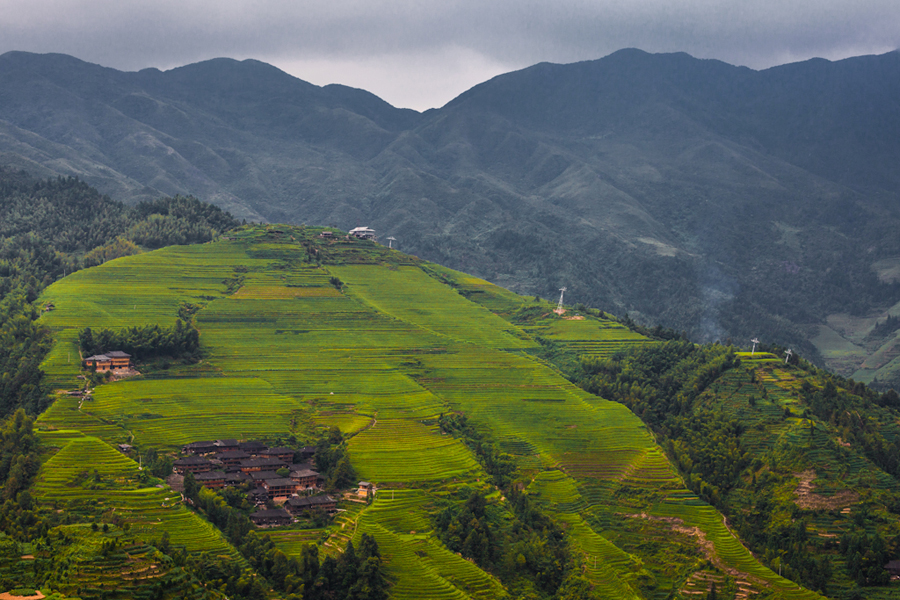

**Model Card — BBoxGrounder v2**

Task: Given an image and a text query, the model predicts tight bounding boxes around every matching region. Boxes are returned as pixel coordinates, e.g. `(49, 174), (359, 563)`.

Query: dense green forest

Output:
(0, 168), (239, 416)
(572, 341), (900, 597)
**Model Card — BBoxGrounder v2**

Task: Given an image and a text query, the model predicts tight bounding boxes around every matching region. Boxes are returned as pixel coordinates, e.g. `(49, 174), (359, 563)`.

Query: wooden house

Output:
(217, 450), (250, 466)
(358, 481), (376, 497)
(290, 468), (319, 489)
(886, 560), (900, 578)
(82, 351), (132, 373)
(263, 478), (298, 498)
(250, 508), (293, 527)
(238, 458), (288, 473)
(239, 440), (268, 454)
(248, 488), (269, 506)
(250, 471), (282, 487)
(195, 471), (226, 489)
(260, 447), (295, 462)
(285, 494), (337, 515)
(182, 441), (218, 455)
(214, 439), (239, 453)
(173, 456), (214, 474)
(224, 472), (251, 486)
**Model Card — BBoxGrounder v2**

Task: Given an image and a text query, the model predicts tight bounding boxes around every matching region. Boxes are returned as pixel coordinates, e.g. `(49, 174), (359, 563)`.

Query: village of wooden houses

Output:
(173, 439), (373, 528)
(80, 350), (374, 529)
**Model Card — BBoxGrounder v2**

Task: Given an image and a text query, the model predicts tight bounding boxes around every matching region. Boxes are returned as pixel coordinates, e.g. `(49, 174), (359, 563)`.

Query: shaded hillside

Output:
(2, 49), (900, 386)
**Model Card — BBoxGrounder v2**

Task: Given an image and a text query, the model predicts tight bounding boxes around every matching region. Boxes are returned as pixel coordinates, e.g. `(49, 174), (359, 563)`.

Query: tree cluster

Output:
(78, 321), (200, 363)
(437, 413), (576, 599)
(313, 427), (357, 491)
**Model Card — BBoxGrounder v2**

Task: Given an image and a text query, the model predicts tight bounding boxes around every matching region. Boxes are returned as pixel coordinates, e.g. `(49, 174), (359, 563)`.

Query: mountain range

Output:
(2, 48), (900, 386)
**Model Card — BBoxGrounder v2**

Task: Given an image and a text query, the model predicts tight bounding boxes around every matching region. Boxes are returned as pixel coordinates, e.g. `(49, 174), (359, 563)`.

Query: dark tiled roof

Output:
(239, 441), (268, 451)
(84, 354), (111, 362)
(217, 450), (250, 459)
(250, 471), (281, 480)
(240, 458), (288, 468)
(260, 447), (294, 455)
(287, 494), (335, 508)
(174, 456), (212, 466)
(183, 441), (217, 450)
(195, 471), (226, 481)
(291, 469), (319, 478)
(263, 478), (297, 488)
(215, 439), (239, 447)
(250, 508), (291, 521)
(105, 351), (131, 358)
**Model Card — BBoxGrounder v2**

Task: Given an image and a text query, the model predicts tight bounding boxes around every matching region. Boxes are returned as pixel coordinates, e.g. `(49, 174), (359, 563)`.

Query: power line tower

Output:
(387, 236), (396, 249)
(750, 338), (760, 355)
(784, 349), (793, 364)
(557, 287), (567, 312)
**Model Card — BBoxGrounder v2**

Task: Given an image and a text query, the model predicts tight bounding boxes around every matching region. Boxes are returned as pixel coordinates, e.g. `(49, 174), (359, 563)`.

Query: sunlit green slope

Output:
(35, 225), (823, 599)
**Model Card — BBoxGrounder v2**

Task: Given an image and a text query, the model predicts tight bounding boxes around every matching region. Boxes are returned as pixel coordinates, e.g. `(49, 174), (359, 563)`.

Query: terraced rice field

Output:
(33, 434), (239, 557)
(348, 419), (480, 482)
(354, 502), (505, 600)
(87, 377), (296, 448)
(330, 265), (535, 350)
(33, 226), (826, 598)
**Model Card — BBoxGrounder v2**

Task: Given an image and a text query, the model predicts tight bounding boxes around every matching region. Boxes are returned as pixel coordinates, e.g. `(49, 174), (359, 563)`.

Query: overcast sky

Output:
(1, 0), (898, 111)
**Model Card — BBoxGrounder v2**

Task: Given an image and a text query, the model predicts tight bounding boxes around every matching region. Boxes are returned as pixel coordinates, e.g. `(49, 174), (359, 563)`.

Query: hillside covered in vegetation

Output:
(0, 168), (239, 417)
(6, 222), (899, 599)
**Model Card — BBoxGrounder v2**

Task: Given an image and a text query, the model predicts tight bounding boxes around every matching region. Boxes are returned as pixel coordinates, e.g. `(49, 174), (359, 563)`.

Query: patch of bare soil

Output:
(624, 512), (769, 590)
(0, 592), (44, 600)
(563, 315), (585, 320)
(110, 368), (141, 381)
(793, 470), (858, 511)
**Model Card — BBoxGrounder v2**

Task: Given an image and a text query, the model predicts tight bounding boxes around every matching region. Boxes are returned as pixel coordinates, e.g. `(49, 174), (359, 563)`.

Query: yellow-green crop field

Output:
(33, 225), (823, 599)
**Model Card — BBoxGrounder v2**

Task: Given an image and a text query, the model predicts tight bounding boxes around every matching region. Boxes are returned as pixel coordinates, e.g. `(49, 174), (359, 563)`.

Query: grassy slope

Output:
(34, 225), (822, 599)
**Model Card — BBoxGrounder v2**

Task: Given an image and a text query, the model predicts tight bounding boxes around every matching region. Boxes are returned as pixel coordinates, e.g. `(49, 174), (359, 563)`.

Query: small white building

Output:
(349, 227), (376, 240)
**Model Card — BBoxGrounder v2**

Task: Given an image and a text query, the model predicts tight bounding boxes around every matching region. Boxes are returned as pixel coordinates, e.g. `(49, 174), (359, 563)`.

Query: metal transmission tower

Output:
(387, 236), (397, 249)
(557, 287), (567, 312)
(750, 338), (760, 355)
(784, 349), (793, 364)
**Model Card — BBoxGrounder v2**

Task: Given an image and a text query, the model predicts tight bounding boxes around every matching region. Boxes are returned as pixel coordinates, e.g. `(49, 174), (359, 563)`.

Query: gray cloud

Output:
(1, 0), (898, 109)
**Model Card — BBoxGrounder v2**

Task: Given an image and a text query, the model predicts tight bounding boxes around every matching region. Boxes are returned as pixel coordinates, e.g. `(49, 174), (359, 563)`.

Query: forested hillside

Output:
(528, 335), (900, 598)
(0, 168), (238, 416)
(2, 49), (900, 387)
(0, 223), (840, 599)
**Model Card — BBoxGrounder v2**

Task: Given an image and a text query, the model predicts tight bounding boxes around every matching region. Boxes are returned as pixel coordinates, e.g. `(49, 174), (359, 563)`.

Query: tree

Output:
(183, 472), (199, 501)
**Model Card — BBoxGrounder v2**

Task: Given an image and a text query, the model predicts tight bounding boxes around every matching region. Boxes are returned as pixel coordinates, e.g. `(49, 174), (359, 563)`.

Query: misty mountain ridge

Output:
(2, 47), (900, 386)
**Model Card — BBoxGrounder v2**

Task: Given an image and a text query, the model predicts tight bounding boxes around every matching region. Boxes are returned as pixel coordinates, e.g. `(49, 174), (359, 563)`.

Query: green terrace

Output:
(30, 224), (826, 598)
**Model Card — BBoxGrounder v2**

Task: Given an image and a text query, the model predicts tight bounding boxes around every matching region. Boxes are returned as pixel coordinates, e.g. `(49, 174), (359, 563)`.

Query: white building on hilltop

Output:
(349, 226), (376, 240)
